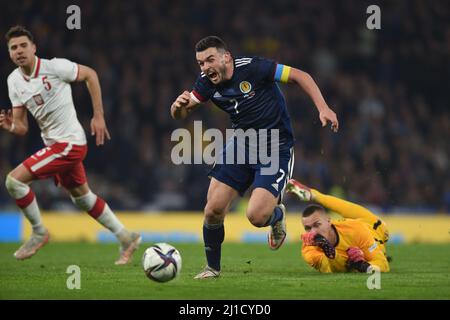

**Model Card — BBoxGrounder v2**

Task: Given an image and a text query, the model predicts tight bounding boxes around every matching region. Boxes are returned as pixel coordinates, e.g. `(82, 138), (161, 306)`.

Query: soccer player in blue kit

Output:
(170, 36), (339, 279)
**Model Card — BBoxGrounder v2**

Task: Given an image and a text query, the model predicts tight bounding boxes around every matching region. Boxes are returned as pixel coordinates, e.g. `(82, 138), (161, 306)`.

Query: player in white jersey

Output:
(0, 25), (141, 264)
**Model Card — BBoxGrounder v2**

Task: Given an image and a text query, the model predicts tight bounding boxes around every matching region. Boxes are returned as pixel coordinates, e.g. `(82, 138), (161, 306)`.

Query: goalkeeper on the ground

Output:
(286, 179), (390, 273)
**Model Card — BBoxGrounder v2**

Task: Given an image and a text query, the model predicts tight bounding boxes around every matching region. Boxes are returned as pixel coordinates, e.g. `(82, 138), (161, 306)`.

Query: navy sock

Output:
(203, 223), (225, 271)
(263, 206), (283, 227)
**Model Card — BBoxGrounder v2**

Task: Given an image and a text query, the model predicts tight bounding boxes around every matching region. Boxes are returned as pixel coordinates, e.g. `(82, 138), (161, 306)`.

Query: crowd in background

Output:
(1, 0), (449, 213)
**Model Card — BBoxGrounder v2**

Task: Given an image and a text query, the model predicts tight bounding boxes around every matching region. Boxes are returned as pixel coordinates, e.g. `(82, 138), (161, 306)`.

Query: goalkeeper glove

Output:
(346, 247), (371, 272)
(347, 247), (364, 262)
(313, 234), (336, 259)
(301, 231), (317, 246)
(301, 231), (336, 259)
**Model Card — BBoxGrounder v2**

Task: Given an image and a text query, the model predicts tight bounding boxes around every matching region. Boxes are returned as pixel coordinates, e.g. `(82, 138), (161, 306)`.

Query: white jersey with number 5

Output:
(7, 56), (87, 146)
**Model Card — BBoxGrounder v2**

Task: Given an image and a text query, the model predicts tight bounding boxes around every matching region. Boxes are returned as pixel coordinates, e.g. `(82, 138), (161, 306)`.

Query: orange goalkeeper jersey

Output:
(302, 218), (390, 273)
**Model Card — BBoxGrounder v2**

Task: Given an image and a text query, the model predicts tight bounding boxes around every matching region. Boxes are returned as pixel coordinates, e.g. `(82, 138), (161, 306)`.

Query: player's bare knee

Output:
(68, 183), (90, 198)
(204, 202), (226, 222)
(246, 212), (268, 228)
(246, 204), (273, 227)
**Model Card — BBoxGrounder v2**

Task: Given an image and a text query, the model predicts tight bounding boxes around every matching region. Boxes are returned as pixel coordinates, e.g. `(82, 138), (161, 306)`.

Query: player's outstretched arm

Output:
(311, 189), (379, 224)
(170, 91), (200, 120)
(302, 245), (333, 273)
(0, 107), (28, 136)
(76, 64), (111, 146)
(288, 68), (339, 132)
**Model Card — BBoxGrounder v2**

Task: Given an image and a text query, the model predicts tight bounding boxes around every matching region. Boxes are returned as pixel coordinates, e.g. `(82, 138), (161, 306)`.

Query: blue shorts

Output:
(208, 144), (294, 199)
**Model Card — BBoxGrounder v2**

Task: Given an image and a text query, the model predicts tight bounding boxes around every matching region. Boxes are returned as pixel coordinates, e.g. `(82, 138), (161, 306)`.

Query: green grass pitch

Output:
(0, 243), (449, 299)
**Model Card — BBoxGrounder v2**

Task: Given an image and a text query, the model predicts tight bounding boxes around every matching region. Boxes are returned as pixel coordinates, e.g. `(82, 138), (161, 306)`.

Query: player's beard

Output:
(16, 56), (27, 66)
(15, 55), (31, 69)
(215, 63), (228, 84)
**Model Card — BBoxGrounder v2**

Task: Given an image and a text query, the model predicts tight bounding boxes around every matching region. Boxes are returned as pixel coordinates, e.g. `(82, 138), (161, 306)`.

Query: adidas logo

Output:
(213, 92), (222, 98)
(271, 183), (279, 191)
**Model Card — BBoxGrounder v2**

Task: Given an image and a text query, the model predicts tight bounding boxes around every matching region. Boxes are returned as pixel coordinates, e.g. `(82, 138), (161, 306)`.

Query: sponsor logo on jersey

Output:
(239, 81), (252, 94)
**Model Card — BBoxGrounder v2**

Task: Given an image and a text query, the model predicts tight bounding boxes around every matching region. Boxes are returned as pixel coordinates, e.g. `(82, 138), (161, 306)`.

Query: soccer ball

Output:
(142, 243), (182, 282)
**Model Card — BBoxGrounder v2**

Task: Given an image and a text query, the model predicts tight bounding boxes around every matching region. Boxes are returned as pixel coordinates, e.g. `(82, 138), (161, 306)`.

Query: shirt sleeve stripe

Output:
(281, 66), (291, 83)
(190, 90), (203, 103)
(74, 64), (80, 82)
(274, 64), (291, 83)
(274, 64), (283, 81)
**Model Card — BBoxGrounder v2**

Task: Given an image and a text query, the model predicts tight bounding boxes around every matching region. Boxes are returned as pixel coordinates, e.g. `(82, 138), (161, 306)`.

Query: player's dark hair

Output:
(195, 36), (228, 52)
(302, 204), (326, 217)
(5, 25), (34, 44)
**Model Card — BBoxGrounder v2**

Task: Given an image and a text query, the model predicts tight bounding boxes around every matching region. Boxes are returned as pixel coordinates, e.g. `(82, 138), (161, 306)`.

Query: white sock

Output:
(25, 199), (46, 235)
(71, 191), (125, 237)
(97, 205), (125, 235)
(5, 175), (46, 235)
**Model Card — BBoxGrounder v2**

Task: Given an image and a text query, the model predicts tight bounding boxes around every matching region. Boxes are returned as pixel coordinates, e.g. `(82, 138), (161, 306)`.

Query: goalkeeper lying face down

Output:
(286, 179), (390, 273)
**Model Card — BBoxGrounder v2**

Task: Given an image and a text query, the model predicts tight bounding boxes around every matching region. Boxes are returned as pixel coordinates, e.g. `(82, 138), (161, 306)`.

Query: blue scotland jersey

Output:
(192, 56), (295, 149)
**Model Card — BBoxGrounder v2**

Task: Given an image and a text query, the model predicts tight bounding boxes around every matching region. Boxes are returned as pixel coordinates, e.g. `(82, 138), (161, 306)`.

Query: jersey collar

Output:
(331, 224), (340, 247)
(20, 56), (41, 81)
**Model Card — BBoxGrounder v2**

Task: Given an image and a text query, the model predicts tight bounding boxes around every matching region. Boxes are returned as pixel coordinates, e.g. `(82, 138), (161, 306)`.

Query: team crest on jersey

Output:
(33, 94), (44, 106)
(239, 81), (252, 94)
